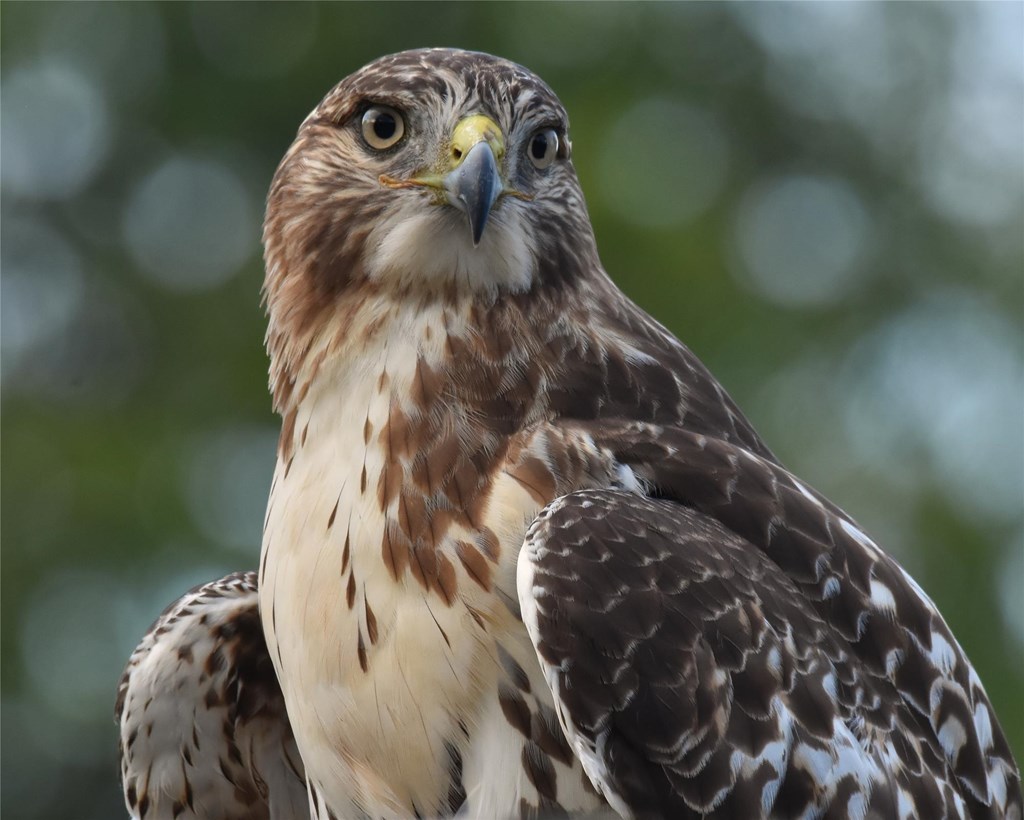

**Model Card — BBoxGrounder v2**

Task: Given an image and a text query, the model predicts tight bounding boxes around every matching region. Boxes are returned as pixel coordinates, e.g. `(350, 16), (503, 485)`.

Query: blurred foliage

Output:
(2, 3), (1022, 818)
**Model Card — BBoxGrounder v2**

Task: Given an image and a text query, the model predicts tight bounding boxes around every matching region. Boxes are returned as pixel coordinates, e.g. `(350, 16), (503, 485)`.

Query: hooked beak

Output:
(443, 114), (505, 246)
(381, 114), (531, 247)
(445, 140), (502, 246)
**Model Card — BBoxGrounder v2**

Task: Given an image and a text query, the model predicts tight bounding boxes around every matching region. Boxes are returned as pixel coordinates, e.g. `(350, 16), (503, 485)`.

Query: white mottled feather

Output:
(116, 573), (307, 820)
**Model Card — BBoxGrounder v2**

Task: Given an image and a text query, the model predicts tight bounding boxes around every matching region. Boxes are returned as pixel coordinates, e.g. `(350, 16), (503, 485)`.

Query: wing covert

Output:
(519, 489), (906, 818)
(519, 476), (1022, 819)
(578, 421), (1022, 814)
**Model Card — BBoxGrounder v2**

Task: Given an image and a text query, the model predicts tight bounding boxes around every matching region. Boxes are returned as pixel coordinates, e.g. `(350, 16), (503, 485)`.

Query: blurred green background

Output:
(2, 3), (1022, 818)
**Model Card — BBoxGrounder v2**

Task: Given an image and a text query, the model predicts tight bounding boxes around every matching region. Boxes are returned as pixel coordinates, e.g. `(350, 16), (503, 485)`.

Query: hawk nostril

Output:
(452, 147), (463, 160)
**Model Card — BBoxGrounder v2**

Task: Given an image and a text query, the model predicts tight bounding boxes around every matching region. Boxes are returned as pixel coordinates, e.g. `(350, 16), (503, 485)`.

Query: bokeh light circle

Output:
(122, 155), (256, 292)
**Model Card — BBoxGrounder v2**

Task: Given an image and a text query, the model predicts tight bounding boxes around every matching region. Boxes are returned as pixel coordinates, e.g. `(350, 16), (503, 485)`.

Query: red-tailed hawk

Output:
(118, 49), (1021, 819)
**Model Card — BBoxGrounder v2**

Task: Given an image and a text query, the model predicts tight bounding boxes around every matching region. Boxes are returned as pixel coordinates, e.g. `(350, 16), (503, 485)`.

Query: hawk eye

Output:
(361, 105), (405, 150)
(528, 129), (561, 169)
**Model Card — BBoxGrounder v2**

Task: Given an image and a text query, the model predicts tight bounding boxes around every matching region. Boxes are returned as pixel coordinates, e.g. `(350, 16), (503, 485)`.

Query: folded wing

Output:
(518, 423), (1022, 819)
(116, 571), (308, 820)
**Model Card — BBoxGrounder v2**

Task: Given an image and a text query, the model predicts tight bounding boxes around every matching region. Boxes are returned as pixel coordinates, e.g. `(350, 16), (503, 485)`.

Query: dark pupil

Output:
(373, 112), (396, 140)
(531, 133), (549, 159)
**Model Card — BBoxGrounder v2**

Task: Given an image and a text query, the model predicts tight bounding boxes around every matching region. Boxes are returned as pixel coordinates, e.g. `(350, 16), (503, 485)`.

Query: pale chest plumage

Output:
(259, 302), (609, 818)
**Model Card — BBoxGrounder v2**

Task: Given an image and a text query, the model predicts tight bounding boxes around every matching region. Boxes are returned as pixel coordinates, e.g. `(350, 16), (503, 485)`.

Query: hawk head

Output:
(263, 50), (601, 402)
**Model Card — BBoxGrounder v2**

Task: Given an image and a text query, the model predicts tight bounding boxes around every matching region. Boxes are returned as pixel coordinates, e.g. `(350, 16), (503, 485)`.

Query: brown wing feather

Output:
(521, 487), (1022, 819)
(581, 419), (1020, 813)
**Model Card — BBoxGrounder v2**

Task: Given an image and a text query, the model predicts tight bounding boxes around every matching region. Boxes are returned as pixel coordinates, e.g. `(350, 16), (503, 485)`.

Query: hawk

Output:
(118, 49), (1022, 819)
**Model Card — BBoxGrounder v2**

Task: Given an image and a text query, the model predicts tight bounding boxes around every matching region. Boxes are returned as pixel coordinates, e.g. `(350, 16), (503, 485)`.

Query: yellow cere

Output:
(450, 115), (505, 166)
